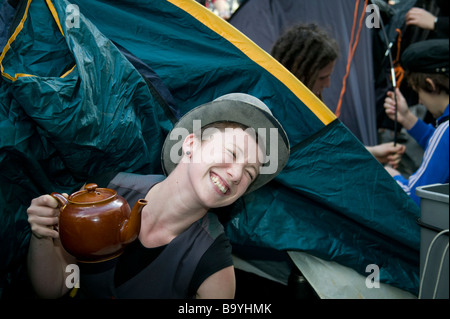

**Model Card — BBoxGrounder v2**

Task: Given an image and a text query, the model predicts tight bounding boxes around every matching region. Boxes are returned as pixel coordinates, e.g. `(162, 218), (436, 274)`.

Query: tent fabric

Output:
(0, 0), (420, 297)
(230, 0), (378, 146)
(226, 121), (420, 292)
(0, 0), (169, 296)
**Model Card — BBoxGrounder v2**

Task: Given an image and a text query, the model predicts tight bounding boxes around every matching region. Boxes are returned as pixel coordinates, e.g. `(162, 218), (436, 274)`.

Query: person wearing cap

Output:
(26, 93), (290, 299)
(383, 39), (449, 206)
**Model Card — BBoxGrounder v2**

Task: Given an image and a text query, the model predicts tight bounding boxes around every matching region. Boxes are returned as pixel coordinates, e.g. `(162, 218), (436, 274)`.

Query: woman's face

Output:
(311, 60), (336, 98)
(187, 127), (263, 208)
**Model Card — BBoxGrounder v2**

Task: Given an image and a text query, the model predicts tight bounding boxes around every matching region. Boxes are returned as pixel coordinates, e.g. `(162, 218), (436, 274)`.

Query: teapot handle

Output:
(50, 192), (69, 208)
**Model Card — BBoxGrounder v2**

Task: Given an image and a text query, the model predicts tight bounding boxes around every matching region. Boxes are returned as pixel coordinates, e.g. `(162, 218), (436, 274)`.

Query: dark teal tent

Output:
(0, 0), (420, 297)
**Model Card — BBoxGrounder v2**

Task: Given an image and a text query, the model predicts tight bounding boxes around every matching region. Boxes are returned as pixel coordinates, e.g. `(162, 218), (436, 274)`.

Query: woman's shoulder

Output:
(201, 212), (226, 240)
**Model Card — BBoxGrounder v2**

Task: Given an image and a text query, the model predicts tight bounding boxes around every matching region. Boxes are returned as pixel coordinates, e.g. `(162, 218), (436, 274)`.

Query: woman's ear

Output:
(181, 133), (197, 159)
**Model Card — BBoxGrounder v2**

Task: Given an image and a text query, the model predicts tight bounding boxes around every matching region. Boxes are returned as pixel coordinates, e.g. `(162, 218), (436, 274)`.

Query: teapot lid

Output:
(69, 183), (116, 203)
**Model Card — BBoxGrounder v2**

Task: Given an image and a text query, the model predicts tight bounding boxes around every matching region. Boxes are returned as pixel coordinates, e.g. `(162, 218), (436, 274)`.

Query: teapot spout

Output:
(120, 199), (147, 244)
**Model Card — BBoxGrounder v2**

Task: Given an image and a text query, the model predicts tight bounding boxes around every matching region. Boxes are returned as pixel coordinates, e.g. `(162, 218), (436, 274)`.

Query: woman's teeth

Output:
(211, 175), (228, 194)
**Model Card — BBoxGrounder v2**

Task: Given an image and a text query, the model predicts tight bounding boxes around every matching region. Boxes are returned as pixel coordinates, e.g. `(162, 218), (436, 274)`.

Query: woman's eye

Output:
(227, 149), (236, 158)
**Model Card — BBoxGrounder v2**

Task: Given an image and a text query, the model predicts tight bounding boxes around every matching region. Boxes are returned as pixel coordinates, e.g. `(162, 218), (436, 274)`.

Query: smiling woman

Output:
(182, 125), (263, 207)
(197, 122), (263, 167)
(162, 93), (290, 193)
(26, 93), (290, 299)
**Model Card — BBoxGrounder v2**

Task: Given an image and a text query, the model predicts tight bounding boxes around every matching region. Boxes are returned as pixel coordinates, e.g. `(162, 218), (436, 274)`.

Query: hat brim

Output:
(161, 99), (290, 194)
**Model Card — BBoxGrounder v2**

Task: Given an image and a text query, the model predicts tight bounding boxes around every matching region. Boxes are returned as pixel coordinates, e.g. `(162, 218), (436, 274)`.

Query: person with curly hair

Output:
(271, 23), (406, 168)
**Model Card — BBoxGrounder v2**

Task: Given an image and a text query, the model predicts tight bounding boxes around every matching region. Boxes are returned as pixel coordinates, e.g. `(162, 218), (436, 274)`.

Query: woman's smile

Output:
(210, 172), (230, 195)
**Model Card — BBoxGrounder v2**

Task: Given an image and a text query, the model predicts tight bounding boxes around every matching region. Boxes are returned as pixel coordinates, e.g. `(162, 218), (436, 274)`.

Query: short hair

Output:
(405, 71), (449, 95)
(271, 23), (339, 90)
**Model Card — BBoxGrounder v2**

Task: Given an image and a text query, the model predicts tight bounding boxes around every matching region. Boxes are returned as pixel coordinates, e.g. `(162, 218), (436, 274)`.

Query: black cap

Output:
(401, 39), (449, 76)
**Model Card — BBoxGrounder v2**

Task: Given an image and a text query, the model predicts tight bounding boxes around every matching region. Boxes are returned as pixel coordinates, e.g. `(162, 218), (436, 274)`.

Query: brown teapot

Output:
(51, 183), (147, 262)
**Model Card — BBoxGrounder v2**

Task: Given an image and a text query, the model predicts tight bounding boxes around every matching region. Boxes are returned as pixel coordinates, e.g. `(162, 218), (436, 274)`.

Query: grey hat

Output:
(161, 93), (290, 194)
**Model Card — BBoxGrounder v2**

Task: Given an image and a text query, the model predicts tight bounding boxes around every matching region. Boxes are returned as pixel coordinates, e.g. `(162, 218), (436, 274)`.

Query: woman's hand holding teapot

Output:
(27, 194), (68, 240)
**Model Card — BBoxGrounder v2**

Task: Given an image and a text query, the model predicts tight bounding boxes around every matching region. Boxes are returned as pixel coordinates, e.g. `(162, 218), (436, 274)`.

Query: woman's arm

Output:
(195, 265), (235, 299)
(27, 194), (77, 298)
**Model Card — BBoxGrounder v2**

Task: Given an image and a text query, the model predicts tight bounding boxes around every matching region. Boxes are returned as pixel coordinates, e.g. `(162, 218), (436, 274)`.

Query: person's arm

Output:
(386, 124), (449, 206)
(366, 142), (406, 168)
(384, 88), (435, 148)
(384, 88), (418, 130)
(406, 118), (436, 150)
(405, 8), (436, 30)
(27, 194), (76, 298)
(403, 124), (449, 205)
(405, 7), (449, 36)
(195, 266), (235, 299)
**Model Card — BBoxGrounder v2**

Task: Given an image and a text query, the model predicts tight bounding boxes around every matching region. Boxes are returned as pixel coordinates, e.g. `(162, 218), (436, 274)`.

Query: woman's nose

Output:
(227, 164), (243, 183)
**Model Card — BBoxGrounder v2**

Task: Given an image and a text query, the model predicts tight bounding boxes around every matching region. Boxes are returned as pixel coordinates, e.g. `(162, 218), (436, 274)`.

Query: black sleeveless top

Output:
(77, 172), (233, 298)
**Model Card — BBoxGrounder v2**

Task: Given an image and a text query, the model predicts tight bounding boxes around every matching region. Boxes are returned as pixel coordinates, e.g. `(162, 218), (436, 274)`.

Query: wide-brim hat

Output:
(161, 93), (290, 194)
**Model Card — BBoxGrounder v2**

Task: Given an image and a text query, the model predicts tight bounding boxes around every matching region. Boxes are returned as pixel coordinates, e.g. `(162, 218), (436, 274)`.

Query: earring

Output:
(186, 151), (191, 156)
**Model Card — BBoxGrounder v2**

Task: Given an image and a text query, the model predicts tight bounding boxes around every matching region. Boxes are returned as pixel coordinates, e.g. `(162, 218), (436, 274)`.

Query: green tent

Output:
(0, 0), (420, 296)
